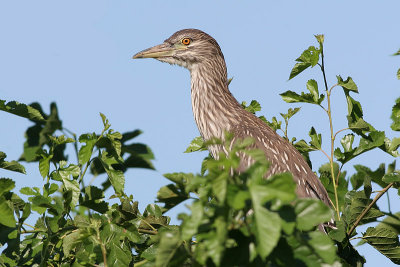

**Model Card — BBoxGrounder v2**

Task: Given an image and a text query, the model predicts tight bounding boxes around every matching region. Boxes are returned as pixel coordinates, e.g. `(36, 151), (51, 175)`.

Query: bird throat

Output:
(189, 61), (243, 146)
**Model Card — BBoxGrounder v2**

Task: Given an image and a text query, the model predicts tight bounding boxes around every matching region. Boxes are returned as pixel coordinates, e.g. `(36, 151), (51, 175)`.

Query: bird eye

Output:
(181, 38), (191, 45)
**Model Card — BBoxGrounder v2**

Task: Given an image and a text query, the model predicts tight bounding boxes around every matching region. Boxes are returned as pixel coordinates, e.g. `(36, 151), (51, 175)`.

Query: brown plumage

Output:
(133, 29), (333, 226)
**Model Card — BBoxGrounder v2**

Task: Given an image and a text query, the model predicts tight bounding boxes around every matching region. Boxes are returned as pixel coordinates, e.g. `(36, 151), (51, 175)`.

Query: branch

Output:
(138, 228), (158, 235)
(347, 182), (394, 236)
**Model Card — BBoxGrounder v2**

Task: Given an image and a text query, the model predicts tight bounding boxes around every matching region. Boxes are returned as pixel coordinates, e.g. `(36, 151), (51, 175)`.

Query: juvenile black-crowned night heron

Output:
(133, 29), (332, 220)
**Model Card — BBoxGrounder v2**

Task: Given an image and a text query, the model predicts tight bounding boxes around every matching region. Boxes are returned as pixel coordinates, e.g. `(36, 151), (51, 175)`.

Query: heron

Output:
(133, 29), (333, 229)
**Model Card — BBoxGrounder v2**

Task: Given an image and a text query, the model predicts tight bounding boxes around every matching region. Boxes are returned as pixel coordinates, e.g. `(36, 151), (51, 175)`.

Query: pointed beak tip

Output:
(132, 53), (142, 59)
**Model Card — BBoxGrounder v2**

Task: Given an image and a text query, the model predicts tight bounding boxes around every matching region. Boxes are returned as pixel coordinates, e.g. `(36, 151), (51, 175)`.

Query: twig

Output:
(138, 228), (158, 235)
(387, 190), (392, 214)
(62, 127), (79, 162)
(347, 182), (394, 236)
(135, 259), (148, 266)
(320, 45), (340, 219)
(333, 127), (350, 141)
(319, 148), (331, 161)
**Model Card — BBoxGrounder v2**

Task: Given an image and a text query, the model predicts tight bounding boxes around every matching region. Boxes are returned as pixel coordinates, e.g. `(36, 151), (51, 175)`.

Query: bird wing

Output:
(229, 121), (331, 207)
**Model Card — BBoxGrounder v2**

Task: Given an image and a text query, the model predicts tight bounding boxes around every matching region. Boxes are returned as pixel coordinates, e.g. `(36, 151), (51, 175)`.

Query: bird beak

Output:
(132, 43), (176, 59)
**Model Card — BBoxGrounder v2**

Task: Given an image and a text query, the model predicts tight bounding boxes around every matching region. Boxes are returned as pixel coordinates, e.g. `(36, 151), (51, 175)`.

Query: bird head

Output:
(132, 29), (224, 70)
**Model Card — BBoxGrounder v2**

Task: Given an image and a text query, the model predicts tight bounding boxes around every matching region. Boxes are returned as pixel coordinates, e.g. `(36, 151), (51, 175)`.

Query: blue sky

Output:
(0, 1), (399, 265)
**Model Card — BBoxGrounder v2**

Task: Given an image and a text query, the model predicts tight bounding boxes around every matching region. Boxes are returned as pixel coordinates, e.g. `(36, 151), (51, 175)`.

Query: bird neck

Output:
(190, 59), (242, 141)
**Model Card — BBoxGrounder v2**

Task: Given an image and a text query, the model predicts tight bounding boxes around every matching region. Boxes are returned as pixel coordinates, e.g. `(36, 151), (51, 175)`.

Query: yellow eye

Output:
(181, 38), (191, 45)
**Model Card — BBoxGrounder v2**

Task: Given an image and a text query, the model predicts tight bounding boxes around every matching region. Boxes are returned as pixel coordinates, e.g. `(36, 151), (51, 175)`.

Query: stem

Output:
(79, 160), (91, 183)
(63, 127), (79, 162)
(100, 243), (108, 267)
(284, 118), (289, 140)
(140, 218), (157, 232)
(320, 45), (340, 219)
(96, 228), (108, 267)
(135, 259), (148, 266)
(336, 165), (344, 186)
(387, 189), (392, 214)
(347, 182), (394, 236)
(23, 223), (36, 229)
(319, 148), (331, 161)
(333, 128), (350, 141)
(138, 228), (158, 235)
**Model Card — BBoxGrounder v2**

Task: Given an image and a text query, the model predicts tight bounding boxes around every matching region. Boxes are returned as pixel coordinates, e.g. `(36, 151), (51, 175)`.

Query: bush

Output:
(0, 35), (399, 266)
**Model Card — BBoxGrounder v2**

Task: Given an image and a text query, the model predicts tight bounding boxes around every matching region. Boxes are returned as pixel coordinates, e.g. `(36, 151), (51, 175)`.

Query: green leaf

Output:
(249, 173), (296, 204)
(341, 134), (354, 152)
(289, 62), (311, 80)
(78, 133), (97, 165)
(319, 162), (348, 210)
(227, 188), (250, 210)
(20, 187), (39, 196)
(265, 116), (282, 131)
(156, 229), (183, 267)
(121, 129), (142, 142)
(306, 79), (319, 102)
(362, 227), (400, 264)
(382, 137), (400, 157)
(106, 131), (123, 157)
(0, 196), (16, 227)
(382, 171), (400, 184)
(343, 90), (373, 133)
(163, 172), (193, 186)
(0, 178), (15, 195)
(249, 178), (282, 258)
(19, 102), (64, 163)
(280, 90), (324, 105)
(376, 212), (400, 235)
(180, 201), (203, 240)
(251, 207), (281, 259)
(157, 184), (188, 212)
(280, 107), (301, 122)
(353, 131), (385, 155)
(0, 99), (45, 121)
(184, 136), (206, 153)
(391, 98), (400, 131)
(242, 100), (262, 114)
(328, 220), (346, 242)
(79, 186), (108, 213)
(99, 151), (125, 194)
(39, 154), (52, 178)
(145, 204), (163, 217)
(0, 152), (26, 174)
(63, 179), (80, 207)
(62, 230), (81, 257)
(315, 34), (324, 45)
(309, 231), (337, 264)
(212, 172), (228, 202)
(309, 127), (322, 149)
(295, 198), (332, 231)
(343, 190), (384, 228)
(48, 135), (74, 145)
(100, 112), (111, 131)
(294, 139), (318, 153)
(350, 164), (387, 190)
(335, 131), (385, 164)
(108, 240), (132, 267)
(289, 45), (320, 80)
(337, 75), (358, 93)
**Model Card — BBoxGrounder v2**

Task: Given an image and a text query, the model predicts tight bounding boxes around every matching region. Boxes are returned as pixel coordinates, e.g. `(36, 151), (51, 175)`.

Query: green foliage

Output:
(394, 49), (400, 79)
(0, 152), (26, 174)
(0, 37), (400, 266)
(362, 227), (400, 265)
(153, 137), (339, 266)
